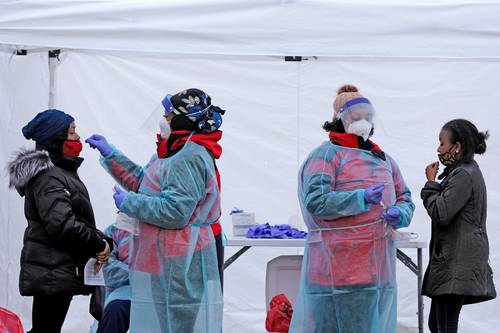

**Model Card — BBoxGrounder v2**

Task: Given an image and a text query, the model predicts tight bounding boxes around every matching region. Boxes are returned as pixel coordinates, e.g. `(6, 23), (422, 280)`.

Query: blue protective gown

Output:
(89, 221), (132, 333)
(102, 220), (132, 306)
(290, 141), (415, 333)
(100, 139), (223, 333)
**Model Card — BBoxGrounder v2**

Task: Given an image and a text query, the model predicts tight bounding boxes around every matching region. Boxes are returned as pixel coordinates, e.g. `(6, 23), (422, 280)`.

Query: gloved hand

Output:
(383, 207), (401, 227)
(85, 134), (112, 157)
(113, 185), (129, 210)
(364, 184), (384, 204)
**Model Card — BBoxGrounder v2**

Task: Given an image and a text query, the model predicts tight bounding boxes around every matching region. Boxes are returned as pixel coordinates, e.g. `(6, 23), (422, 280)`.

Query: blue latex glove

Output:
(383, 207), (401, 227)
(247, 223), (308, 239)
(113, 185), (129, 210)
(364, 184), (385, 204)
(85, 134), (112, 157)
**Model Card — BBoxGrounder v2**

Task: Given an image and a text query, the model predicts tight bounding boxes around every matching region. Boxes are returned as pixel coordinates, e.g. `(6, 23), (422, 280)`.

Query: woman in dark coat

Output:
(7, 109), (112, 333)
(421, 118), (496, 333)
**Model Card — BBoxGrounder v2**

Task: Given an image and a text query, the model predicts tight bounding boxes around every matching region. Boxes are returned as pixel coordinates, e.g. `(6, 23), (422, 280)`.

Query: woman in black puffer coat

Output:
(7, 109), (112, 333)
(421, 119), (496, 333)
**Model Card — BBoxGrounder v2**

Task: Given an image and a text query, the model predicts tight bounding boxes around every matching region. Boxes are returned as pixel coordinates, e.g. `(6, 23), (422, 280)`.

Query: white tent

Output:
(1, 1), (500, 332)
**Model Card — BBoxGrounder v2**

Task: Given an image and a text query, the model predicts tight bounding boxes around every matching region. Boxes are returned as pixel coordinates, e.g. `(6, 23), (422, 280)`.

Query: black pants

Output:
(96, 300), (131, 333)
(428, 295), (465, 333)
(29, 293), (73, 333)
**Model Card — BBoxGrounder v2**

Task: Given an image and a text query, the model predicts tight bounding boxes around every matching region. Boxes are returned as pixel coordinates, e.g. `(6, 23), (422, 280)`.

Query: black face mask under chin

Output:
(438, 147), (458, 166)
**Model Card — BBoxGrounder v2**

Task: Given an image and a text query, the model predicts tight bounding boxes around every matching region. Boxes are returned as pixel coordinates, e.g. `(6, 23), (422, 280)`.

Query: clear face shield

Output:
(141, 95), (174, 139)
(141, 94), (175, 138)
(159, 94), (174, 138)
(337, 98), (375, 141)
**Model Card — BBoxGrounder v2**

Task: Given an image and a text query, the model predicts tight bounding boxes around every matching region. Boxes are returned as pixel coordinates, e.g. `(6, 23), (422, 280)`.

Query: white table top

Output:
(226, 234), (427, 249)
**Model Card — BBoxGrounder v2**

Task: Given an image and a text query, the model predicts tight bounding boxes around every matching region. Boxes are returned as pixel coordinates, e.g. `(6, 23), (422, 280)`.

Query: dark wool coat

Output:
(8, 149), (108, 296)
(421, 160), (496, 304)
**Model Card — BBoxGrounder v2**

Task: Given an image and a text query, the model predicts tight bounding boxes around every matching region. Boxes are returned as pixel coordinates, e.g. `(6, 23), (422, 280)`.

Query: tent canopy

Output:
(1, 0), (500, 58)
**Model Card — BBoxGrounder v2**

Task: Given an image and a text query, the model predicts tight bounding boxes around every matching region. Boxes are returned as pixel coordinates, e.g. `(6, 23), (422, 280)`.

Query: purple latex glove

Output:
(270, 227), (286, 239)
(364, 184), (385, 204)
(113, 185), (129, 210)
(247, 223), (307, 239)
(383, 207), (401, 227)
(291, 229), (308, 238)
(85, 134), (112, 157)
(277, 224), (292, 232)
(247, 223), (270, 238)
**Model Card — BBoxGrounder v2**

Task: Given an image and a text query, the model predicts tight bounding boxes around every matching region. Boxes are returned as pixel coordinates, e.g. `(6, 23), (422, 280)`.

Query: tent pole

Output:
(48, 50), (60, 108)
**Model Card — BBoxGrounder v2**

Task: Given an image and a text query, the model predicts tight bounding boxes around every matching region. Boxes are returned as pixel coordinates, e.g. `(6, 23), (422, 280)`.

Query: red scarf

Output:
(156, 134), (168, 159)
(169, 130), (222, 158)
(328, 132), (385, 158)
(157, 131), (222, 158)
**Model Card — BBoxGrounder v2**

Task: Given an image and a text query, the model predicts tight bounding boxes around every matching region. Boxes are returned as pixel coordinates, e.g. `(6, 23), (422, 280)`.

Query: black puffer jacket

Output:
(421, 160), (496, 304)
(8, 149), (108, 296)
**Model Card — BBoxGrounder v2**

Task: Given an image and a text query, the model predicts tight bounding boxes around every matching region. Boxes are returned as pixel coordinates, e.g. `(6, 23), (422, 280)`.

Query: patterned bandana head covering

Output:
(168, 88), (225, 133)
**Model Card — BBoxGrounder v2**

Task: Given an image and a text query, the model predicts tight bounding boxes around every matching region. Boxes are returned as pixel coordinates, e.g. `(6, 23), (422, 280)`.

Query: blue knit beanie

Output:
(22, 109), (75, 144)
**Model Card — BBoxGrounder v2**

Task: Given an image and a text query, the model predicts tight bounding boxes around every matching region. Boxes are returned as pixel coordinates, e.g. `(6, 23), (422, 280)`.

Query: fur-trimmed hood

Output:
(7, 148), (54, 195)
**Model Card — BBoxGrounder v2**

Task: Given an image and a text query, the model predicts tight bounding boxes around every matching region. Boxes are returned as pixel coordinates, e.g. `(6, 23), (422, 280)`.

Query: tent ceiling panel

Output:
(1, 0), (500, 58)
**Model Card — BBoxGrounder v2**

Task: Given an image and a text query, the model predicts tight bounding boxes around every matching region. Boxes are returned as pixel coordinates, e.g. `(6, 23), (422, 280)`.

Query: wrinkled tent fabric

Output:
(98, 141), (223, 333)
(1, 1), (500, 58)
(290, 141), (414, 332)
(1, 1), (500, 332)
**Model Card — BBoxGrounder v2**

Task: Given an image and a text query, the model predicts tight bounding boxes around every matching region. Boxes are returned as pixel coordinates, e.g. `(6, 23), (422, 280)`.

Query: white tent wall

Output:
(52, 52), (305, 333)
(0, 46), (51, 328)
(1, 0), (500, 332)
(1, 49), (499, 333)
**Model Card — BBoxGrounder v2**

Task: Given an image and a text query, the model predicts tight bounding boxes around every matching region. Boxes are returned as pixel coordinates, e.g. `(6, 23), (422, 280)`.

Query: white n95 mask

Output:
(347, 119), (372, 141)
(159, 117), (171, 139)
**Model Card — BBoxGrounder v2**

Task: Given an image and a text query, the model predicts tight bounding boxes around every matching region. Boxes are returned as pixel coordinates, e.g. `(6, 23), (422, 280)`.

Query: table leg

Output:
(397, 248), (424, 332)
(397, 249), (418, 275)
(417, 247), (424, 333)
(223, 246), (251, 270)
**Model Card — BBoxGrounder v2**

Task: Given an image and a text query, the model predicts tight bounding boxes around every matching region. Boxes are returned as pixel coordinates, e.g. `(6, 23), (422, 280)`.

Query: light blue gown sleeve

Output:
(389, 157), (415, 228)
(119, 152), (206, 229)
(301, 152), (371, 219)
(99, 146), (146, 192)
(103, 257), (129, 289)
(102, 226), (129, 290)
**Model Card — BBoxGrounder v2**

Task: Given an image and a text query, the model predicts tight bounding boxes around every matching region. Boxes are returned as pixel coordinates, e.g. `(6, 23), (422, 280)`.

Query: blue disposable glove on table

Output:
(113, 185), (129, 210)
(247, 223), (307, 239)
(383, 207), (401, 227)
(364, 184), (385, 204)
(85, 134), (112, 157)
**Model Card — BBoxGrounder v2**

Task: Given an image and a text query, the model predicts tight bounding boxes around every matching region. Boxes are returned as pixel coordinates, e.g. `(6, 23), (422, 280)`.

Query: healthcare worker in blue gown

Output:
(290, 85), (415, 333)
(86, 88), (225, 333)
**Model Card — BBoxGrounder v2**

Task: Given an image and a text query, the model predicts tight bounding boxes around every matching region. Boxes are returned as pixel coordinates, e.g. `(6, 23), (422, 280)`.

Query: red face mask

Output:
(63, 140), (83, 158)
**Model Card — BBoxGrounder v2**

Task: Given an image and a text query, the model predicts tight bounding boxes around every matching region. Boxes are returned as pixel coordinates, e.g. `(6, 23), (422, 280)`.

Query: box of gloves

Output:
(231, 210), (256, 236)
